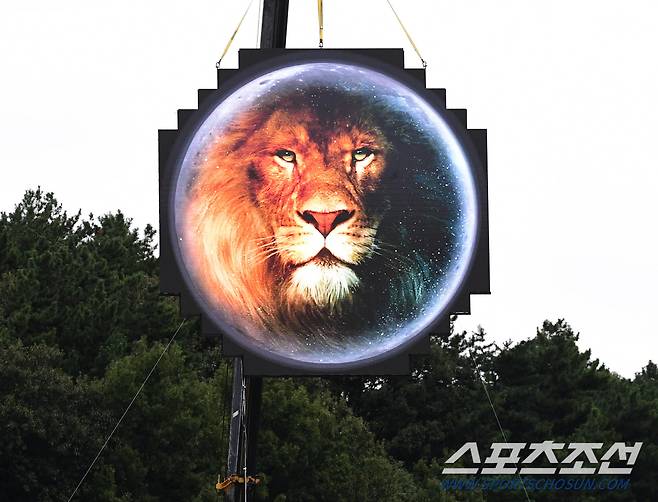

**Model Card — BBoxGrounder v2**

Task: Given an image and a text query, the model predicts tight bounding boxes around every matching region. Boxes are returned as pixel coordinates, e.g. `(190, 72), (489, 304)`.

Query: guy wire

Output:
(256, 0), (264, 47)
(67, 319), (188, 502)
(469, 348), (532, 502)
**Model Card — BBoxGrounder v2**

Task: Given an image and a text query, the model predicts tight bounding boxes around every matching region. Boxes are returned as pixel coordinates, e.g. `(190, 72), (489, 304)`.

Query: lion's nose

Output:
(300, 209), (354, 237)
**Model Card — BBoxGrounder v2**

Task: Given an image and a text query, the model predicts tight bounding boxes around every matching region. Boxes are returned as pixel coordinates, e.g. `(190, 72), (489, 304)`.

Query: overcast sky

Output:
(1, 0), (656, 377)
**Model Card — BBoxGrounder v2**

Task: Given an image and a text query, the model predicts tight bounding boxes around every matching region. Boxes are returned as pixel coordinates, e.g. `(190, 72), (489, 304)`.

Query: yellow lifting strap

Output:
(216, 474), (261, 492)
(317, 0), (324, 47)
(385, 0), (427, 68)
(216, 0), (256, 69)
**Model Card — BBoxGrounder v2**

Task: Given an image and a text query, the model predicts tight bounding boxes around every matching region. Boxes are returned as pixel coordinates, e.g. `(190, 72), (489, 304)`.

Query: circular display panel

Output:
(171, 54), (479, 369)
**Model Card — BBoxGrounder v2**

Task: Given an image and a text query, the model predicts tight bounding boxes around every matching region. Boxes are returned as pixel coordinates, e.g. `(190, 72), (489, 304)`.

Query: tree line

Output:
(1, 189), (656, 501)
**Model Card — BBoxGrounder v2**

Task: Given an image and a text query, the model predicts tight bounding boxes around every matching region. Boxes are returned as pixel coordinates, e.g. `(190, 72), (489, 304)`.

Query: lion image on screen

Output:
(182, 87), (463, 353)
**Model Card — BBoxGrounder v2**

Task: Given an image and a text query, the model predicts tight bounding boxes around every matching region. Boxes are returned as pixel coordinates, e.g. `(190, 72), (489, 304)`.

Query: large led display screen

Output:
(163, 51), (485, 373)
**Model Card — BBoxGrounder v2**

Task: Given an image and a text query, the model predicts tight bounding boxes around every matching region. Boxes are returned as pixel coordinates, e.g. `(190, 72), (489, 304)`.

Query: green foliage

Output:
(331, 329), (499, 470)
(0, 334), (110, 501)
(333, 321), (658, 501)
(97, 340), (225, 502)
(493, 320), (614, 440)
(1, 189), (657, 501)
(256, 379), (417, 501)
(0, 188), (184, 377)
(0, 190), (411, 501)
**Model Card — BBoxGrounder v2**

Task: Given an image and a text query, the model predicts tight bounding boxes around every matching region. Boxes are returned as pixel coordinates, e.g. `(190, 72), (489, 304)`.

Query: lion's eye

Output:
(352, 147), (375, 171)
(275, 149), (296, 164)
(353, 147), (372, 162)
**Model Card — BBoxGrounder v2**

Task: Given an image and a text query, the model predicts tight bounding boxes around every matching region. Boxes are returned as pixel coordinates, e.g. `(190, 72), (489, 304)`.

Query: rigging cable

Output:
(469, 348), (532, 502)
(317, 0), (324, 48)
(385, 0), (427, 68)
(67, 319), (188, 502)
(216, 0), (256, 69)
(256, 0), (264, 47)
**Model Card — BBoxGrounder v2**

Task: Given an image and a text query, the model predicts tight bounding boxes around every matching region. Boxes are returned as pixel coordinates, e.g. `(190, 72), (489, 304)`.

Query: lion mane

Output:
(182, 87), (459, 351)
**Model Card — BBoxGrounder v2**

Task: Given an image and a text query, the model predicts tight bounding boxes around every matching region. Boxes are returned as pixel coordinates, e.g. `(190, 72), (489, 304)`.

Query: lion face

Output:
(178, 64), (477, 361)
(241, 108), (391, 310)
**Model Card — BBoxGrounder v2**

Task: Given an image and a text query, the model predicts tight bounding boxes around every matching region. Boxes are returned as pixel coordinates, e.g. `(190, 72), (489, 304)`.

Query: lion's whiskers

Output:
(371, 238), (416, 269)
(246, 239), (279, 264)
(251, 235), (278, 243)
(248, 247), (282, 266)
(248, 240), (312, 267)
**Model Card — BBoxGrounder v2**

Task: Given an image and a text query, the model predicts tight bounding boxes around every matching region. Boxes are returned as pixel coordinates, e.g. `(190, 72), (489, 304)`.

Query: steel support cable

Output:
(469, 349), (532, 502)
(67, 319), (188, 502)
(256, 0), (264, 46)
